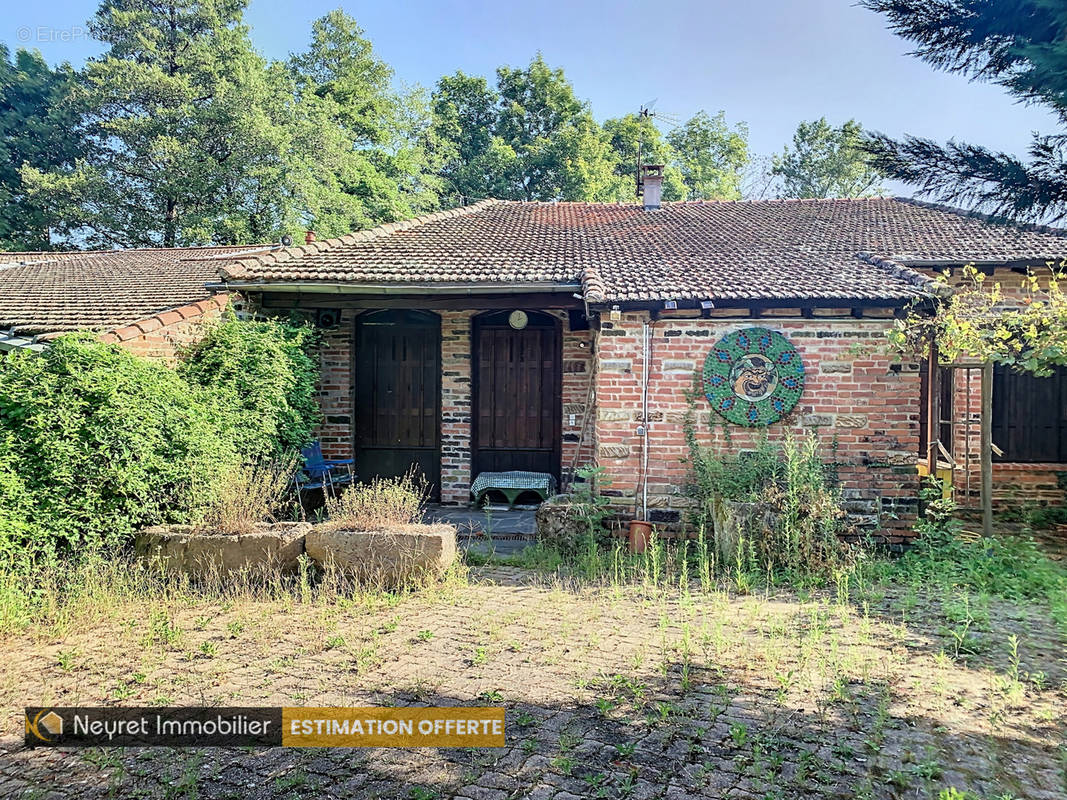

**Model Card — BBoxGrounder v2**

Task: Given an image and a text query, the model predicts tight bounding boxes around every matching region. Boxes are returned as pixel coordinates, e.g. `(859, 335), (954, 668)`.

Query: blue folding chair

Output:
(296, 441), (355, 495)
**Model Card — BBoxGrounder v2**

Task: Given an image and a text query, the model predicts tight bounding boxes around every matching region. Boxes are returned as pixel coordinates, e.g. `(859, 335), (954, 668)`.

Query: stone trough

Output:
(305, 523), (456, 587)
(134, 522), (310, 577)
(135, 521), (457, 585)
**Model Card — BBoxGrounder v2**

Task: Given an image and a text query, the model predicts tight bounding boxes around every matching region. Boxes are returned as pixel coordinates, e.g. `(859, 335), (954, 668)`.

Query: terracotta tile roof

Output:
(5, 197), (1067, 337)
(0, 245), (274, 336)
(217, 198), (1067, 305)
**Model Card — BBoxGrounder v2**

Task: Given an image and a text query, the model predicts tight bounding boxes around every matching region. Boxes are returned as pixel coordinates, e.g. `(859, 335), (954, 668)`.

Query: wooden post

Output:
(980, 362), (994, 537)
(926, 342), (938, 475)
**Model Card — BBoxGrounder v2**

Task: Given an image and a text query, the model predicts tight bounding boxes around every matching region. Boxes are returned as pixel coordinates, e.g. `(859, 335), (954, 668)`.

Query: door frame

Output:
(352, 308), (443, 500)
(470, 309), (563, 482)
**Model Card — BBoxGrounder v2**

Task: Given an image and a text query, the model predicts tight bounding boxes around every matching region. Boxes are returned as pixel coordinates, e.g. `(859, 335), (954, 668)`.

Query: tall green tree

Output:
(772, 118), (884, 198)
(861, 0), (1067, 222)
(432, 72), (508, 203)
(285, 10), (444, 235)
(667, 111), (749, 200)
(0, 46), (83, 251)
(433, 55), (621, 203)
(23, 0), (290, 248)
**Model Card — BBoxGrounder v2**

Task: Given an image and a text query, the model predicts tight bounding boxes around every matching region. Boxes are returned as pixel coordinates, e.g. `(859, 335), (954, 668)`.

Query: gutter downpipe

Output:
(640, 317), (653, 521)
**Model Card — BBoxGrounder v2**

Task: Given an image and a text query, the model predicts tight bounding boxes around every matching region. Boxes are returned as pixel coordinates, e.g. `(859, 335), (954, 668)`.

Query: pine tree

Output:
(23, 0), (290, 247)
(0, 46), (83, 250)
(861, 0), (1067, 221)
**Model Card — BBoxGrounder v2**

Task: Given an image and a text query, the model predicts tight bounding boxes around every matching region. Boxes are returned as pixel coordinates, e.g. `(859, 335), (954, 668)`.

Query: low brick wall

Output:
(952, 462), (1067, 509)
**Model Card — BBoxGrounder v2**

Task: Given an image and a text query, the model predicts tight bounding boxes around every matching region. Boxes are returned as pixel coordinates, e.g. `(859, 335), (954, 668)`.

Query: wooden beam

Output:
(256, 292), (583, 311)
(926, 342), (938, 476)
(980, 362), (994, 538)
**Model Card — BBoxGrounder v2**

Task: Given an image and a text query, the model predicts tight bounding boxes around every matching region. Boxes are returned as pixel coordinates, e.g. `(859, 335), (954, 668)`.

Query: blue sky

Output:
(5, 0), (1057, 167)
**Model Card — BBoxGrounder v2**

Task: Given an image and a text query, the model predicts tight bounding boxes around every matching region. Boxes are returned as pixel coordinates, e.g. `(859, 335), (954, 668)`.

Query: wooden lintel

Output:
(256, 292), (583, 311)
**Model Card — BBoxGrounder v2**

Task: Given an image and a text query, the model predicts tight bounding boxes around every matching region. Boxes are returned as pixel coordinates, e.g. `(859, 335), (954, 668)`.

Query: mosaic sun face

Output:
(703, 328), (805, 427)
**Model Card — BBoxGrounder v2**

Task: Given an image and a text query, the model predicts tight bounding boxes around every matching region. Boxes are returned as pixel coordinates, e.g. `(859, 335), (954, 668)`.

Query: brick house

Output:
(206, 186), (1067, 543)
(3, 186), (1066, 543)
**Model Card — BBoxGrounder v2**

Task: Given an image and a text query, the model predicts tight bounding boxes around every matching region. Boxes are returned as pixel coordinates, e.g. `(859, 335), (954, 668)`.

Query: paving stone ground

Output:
(0, 566), (1064, 799)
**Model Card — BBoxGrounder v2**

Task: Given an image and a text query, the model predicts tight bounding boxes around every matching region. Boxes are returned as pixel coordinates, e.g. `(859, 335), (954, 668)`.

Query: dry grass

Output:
(323, 471), (427, 531)
(1, 561), (1064, 799)
(195, 455), (297, 535)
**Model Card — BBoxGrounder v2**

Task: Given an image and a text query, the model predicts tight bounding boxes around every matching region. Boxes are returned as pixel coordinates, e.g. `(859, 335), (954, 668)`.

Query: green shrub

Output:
(178, 316), (320, 460)
(684, 394), (852, 580)
(323, 472), (426, 531)
(0, 440), (41, 564)
(0, 336), (237, 562)
(888, 483), (1066, 602)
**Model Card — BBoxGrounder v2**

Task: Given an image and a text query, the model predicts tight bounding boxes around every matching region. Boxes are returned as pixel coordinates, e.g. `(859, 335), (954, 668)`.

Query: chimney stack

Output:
(305, 230), (316, 245)
(641, 164), (664, 210)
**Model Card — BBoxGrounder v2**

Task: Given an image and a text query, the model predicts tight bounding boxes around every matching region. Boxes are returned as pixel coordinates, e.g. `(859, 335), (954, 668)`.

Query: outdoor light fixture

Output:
(663, 299), (678, 310)
(701, 299), (715, 310)
(610, 305), (621, 321)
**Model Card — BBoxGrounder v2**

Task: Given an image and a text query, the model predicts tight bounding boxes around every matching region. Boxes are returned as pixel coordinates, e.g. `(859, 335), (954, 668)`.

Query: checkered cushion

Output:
(470, 471), (557, 499)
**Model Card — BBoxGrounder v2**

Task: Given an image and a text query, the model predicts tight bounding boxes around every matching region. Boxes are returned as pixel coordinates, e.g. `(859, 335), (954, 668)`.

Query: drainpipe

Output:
(639, 318), (654, 520)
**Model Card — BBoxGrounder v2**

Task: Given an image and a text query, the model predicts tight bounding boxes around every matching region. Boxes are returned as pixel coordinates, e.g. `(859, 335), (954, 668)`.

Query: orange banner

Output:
(282, 707), (505, 748)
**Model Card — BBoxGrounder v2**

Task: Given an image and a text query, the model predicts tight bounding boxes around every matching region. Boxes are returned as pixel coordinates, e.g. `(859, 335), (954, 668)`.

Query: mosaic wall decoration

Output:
(703, 327), (805, 426)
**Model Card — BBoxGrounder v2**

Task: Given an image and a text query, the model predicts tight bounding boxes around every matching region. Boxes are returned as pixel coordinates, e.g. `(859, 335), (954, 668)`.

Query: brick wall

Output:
(921, 268), (1067, 509)
(317, 310), (356, 462)
(593, 311), (922, 544)
(559, 312), (596, 482)
(440, 311), (474, 504)
(311, 307), (590, 505)
(99, 295), (229, 362)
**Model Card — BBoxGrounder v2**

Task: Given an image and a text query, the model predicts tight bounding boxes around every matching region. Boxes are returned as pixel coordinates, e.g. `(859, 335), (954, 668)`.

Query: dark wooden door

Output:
(992, 364), (1067, 462)
(355, 310), (441, 499)
(472, 310), (561, 480)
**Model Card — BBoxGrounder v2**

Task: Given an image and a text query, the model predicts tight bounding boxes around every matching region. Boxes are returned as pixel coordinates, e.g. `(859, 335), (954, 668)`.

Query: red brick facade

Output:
(593, 311), (922, 543)
(99, 294), (229, 362)
(308, 283), (1063, 533)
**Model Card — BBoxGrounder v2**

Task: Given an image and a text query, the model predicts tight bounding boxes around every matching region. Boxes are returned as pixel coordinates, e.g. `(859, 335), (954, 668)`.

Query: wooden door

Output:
(472, 310), (561, 480)
(354, 310), (441, 499)
(992, 364), (1067, 462)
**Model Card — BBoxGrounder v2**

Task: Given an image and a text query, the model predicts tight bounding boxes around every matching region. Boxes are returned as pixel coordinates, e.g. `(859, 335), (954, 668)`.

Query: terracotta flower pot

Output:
(628, 520), (652, 554)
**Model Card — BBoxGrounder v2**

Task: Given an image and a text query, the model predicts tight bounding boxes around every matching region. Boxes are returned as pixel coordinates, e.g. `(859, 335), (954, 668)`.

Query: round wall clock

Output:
(703, 327), (805, 426)
(508, 310), (529, 330)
